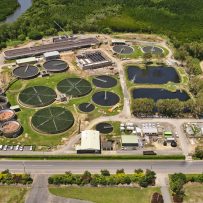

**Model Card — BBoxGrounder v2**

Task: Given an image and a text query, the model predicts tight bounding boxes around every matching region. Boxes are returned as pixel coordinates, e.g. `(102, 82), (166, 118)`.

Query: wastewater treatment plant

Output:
(0, 33), (201, 155)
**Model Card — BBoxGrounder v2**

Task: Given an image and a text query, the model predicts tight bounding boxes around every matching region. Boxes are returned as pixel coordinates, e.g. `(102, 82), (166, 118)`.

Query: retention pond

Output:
(132, 88), (190, 101)
(127, 65), (180, 84)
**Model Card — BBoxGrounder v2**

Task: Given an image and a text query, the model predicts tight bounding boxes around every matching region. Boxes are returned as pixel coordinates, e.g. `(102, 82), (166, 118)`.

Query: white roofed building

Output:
(43, 51), (60, 60)
(76, 130), (101, 154)
(16, 57), (37, 65)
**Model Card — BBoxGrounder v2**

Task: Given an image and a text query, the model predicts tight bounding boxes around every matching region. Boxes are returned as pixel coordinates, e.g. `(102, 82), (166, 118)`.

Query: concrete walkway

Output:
(157, 174), (172, 203)
(25, 175), (91, 203)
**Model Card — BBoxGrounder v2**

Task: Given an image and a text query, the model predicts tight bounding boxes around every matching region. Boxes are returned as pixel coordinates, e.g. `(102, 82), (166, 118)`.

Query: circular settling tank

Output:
(43, 59), (69, 72)
(2, 120), (22, 138)
(13, 64), (39, 79)
(92, 91), (120, 106)
(142, 46), (164, 55)
(0, 109), (15, 123)
(96, 122), (113, 134)
(113, 45), (134, 55)
(57, 78), (92, 97)
(32, 107), (74, 134)
(92, 75), (117, 88)
(78, 103), (95, 113)
(19, 86), (56, 107)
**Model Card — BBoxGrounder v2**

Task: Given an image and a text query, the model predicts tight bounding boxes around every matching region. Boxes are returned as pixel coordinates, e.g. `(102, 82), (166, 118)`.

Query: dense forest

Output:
(0, 0), (19, 21)
(0, 0), (203, 68)
(1, 0), (203, 45)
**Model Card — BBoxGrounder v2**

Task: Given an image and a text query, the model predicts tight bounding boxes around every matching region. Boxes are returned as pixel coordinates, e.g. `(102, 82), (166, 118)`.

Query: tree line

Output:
(133, 97), (203, 118)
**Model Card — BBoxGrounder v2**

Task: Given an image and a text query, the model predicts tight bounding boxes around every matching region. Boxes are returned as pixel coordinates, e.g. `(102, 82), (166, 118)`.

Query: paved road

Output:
(26, 175), (90, 203)
(0, 160), (202, 174)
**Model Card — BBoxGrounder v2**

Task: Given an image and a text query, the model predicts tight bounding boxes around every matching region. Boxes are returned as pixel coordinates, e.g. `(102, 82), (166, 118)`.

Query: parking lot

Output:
(0, 145), (34, 152)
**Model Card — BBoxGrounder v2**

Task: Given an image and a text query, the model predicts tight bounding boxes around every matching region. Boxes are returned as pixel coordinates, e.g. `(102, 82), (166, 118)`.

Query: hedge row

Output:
(48, 169), (156, 188)
(186, 174), (203, 183)
(0, 170), (33, 185)
(0, 154), (185, 160)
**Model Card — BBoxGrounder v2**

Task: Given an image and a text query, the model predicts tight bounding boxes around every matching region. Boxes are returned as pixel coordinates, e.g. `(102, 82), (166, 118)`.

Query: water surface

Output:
(5, 0), (32, 23)
(132, 88), (190, 101)
(127, 65), (180, 84)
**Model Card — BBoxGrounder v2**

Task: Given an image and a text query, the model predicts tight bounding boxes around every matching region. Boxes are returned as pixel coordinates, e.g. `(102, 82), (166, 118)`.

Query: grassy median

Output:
(49, 186), (160, 203)
(0, 186), (29, 203)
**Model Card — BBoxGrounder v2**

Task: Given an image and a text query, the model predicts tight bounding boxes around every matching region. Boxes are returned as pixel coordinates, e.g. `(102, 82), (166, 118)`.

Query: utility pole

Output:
(22, 161), (26, 174)
(53, 21), (68, 38)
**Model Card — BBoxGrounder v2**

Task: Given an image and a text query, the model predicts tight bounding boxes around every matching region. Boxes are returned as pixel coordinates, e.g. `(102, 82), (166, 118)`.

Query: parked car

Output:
(3, 145), (8, 151)
(10, 146), (14, 150)
(15, 145), (19, 151)
(0, 145), (3, 150)
(19, 146), (24, 151)
(29, 146), (33, 151)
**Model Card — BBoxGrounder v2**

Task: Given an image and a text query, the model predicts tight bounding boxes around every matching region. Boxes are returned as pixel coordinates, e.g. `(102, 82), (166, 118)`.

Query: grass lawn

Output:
(0, 186), (29, 203)
(184, 182), (203, 203)
(49, 186), (160, 203)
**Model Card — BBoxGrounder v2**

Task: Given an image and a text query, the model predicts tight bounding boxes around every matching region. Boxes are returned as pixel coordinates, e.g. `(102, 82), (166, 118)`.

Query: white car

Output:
(19, 146), (24, 151)
(0, 145), (3, 150)
(3, 145), (8, 151)
(29, 146), (33, 151)
(15, 145), (19, 151)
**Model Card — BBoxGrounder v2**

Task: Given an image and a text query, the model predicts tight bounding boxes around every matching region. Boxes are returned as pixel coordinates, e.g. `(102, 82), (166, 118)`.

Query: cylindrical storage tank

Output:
(2, 120), (22, 138)
(0, 96), (9, 109)
(0, 109), (16, 123)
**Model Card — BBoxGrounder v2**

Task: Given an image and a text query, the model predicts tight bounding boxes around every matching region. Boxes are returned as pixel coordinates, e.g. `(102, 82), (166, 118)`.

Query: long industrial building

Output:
(3, 37), (99, 60)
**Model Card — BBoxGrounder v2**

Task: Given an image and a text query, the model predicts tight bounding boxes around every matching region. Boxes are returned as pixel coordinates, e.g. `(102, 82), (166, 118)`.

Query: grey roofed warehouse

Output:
(3, 37), (99, 60)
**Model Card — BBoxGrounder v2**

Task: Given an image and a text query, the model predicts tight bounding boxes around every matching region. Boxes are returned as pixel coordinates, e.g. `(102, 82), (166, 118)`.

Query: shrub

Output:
(145, 170), (156, 186)
(81, 171), (92, 185)
(194, 146), (203, 159)
(1, 169), (10, 174)
(116, 169), (125, 174)
(134, 169), (143, 174)
(139, 176), (149, 188)
(101, 169), (110, 176)
(28, 31), (43, 40)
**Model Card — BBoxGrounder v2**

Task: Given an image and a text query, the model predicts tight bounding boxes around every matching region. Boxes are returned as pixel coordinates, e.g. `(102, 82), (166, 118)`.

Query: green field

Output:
(184, 183), (203, 203)
(0, 186), (29, 203)
(49, 187), (160, 203)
